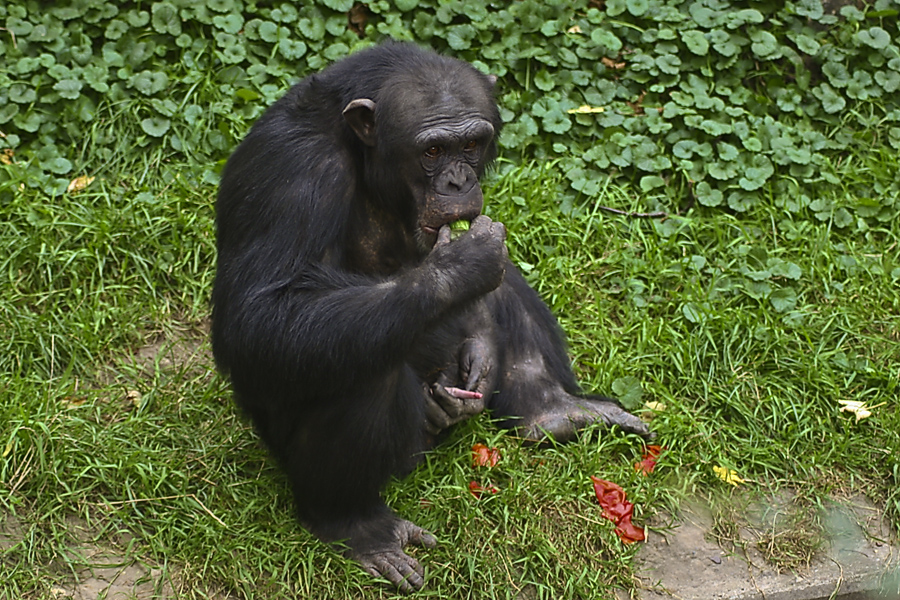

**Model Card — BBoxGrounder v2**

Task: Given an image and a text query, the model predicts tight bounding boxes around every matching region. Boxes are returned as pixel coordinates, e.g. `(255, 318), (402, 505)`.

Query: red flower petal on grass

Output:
(615, 518), (647, 544)
(471, 443), (501, 468)
(634, 444), (664, 476)
(590, 476), (645, 544)
(468, 481), (499, 498)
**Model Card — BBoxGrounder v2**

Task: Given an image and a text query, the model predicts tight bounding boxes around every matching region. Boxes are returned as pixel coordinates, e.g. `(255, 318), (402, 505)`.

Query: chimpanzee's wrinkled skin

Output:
(211, 42), (650, 592)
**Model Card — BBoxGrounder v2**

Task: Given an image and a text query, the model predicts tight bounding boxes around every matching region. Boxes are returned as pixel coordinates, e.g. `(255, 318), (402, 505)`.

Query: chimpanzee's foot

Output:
(515, 395), (652, 442)
(338, 513), (437, 592)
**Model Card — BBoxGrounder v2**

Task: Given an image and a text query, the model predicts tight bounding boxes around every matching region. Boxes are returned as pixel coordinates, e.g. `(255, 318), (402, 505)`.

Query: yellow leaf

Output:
(567, 105), (605, 114)
(640, 401), (667, 422)
(713, 466), (745, 486)
(126, 390), (143, 408)
(67, 175), (95, 193)
(2, 440), (13, 458)
(0, 149), (14, 165)
(567, 25), (583, 34)
(838, 399), (883, 422)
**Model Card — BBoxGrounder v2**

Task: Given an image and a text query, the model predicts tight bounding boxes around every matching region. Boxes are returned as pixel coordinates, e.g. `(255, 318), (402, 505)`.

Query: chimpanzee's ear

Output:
(342, 98), (377, 147)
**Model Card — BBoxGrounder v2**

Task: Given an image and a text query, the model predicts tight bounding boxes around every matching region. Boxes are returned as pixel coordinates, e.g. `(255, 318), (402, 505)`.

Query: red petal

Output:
(634, 445), (664, 475)
(591, 477), (626, 511)
(615, 517), (646, 544)
(591, 476), (645, 543)
(472, 443), (501, 468)
(468, 481), (499, 498)
(645, 445), (663, 458)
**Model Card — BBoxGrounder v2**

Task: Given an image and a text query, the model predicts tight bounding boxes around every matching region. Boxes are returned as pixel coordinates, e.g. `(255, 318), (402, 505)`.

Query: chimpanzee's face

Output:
(342, 65), (500, 253)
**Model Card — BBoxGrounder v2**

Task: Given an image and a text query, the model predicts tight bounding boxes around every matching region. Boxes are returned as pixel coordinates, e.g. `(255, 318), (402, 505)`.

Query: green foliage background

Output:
(2, 0), (900, 223)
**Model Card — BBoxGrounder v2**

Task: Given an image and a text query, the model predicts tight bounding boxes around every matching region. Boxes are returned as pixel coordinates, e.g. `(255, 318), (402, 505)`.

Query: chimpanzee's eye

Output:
(463, 140), (478, 152)
(424, 145), (442, 159)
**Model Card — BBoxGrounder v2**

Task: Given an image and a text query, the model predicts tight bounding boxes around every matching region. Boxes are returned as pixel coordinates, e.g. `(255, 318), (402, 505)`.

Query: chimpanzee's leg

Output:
(485, 265), (650, 441)
(254, 365), (437, 592)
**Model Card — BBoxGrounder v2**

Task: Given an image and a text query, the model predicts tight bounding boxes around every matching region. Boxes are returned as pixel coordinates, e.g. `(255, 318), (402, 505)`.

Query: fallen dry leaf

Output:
(838, 399), (884, 422)
(67, 175), (95, 193)
(568, 104), (605, 114)
(641, 401), (667, 422)
(126, 390), (142, 408)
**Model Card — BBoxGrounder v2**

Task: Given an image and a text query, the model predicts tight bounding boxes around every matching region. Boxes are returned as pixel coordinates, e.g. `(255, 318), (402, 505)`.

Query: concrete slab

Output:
(630, 493), (899, 600)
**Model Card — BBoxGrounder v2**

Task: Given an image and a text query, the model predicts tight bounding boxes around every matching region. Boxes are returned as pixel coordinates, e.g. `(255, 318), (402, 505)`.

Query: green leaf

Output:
(750, 30), (780, 58)
(833, 207), (853, 228)
(104, 19), (129, 39)
(0, 105), (19, 124)
(769, 288), (797, 313)
(151, 2), (181, 36)
(395, 0), (419, 11)
(14, 110), (41, 132)
(626, 0), (649, 16)
(795, 0), (824, 20)
(258, 20), (279, 42)
(141, 117), (171, 137)
(534, 70), (555, 91)
(44, 157), (73, 175)
(727, 9), (764, 28)
(611, 376), (643, 409)
(299, 17), (325, 41)
(789, 32), (820, 55)
(542, 108), (572, 135)
(279, 39), (307, 60)
(322, 0), (353, 10)
(695, 181), (723, 207)
(447, 24), (476, 50)
(681, 302), (704, 324)
(656, 54), (681, 75)
(591, 28), (622, 52)
(876, 70), (900, 92)
(640, 175), (665, 191)
(858, 27), (891, 50)
(323, 43), (349, 62)
(221, 43), (246, 64)
(813, 83), (846, 114)
(681, 30), (709, 55)
(9, 85), (36, 104)
(207, 0), (235, 12)
(771, 261), (803, 280)
(606, 0), (627, 17)
(131, 71), (169, 96)
(213, 13), (243, 34)
(53, 79), (83, 100)
(738, 155), (774, 191)
(823, 62), (850, 87)
(728, 191), (758, 212)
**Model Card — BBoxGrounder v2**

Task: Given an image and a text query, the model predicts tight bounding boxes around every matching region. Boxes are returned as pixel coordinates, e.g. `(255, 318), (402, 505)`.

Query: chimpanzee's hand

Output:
(424, 336), (496, 434)
(425, 215), (507, 307)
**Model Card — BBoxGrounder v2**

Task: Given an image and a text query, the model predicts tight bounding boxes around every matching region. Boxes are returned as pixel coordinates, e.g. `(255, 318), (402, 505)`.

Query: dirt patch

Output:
(632, 491), (899, 600)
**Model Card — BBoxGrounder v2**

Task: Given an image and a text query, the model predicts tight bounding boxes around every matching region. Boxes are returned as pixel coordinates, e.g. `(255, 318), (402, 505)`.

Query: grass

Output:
(2, 128), (899, 600)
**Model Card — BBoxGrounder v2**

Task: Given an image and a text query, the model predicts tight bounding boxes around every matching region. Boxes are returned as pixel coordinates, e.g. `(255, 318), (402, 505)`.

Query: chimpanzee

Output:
(211, 42), (650, 592)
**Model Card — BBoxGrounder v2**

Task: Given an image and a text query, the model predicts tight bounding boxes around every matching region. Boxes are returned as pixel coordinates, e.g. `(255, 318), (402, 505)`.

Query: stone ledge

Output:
(628, 493), (898, 600)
